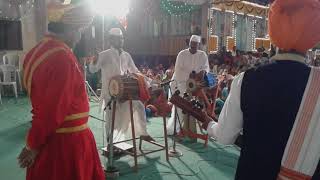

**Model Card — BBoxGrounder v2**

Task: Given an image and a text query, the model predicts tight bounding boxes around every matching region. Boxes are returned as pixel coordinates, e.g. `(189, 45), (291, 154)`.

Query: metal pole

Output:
(108, 100), (116, 168)
(105, 100), (119, 178)
(173, 106), (178, 150)
(163, 116), (169, 161)
(102, 15), (105, 50)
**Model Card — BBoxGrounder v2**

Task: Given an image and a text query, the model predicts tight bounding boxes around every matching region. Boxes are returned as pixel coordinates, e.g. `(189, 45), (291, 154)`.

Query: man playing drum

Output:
(89, 28), (154, 143)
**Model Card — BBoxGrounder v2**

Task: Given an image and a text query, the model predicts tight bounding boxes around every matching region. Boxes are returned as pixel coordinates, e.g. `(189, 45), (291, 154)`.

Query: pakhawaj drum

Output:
(108, 74), (140, 101)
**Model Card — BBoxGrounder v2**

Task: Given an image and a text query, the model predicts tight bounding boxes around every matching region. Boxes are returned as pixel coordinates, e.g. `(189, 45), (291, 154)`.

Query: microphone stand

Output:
(105, 97), (120, 178)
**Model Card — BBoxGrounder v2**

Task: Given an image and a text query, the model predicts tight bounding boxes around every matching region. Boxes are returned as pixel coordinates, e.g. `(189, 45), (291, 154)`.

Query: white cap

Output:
(109, 28), (123, 36)
(190, 35), (201, 43)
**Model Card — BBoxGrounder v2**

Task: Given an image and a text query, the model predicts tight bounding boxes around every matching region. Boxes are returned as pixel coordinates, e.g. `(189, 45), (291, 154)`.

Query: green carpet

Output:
(0, 97), (240, 180)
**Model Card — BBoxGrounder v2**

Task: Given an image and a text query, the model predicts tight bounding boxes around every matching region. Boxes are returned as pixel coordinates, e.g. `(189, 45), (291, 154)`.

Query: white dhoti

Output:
(104, 99), (149, 142)
(166, 82), (186, 135)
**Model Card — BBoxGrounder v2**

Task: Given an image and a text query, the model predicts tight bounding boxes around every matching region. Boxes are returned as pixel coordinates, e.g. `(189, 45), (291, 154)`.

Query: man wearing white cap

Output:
(167, 35), (209, 135)
(89, 28), (153, 143)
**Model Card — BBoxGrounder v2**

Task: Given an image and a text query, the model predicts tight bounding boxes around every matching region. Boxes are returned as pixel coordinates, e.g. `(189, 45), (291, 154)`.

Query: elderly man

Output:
(167, 35), (209, 135)
(18, 2), (105, 180)
(203, 0), (320, 179)
(89, 28), (153, 143)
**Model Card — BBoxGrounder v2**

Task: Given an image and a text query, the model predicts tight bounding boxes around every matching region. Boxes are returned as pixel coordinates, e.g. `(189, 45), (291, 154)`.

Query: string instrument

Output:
(169, 90), (216, 147)
(169, 90), (217, 123)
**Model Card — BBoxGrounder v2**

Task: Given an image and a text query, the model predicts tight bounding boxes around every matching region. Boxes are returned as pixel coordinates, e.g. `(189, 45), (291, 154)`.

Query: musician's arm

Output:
(127, 53), (139, 74)
(206, 72), (244, 145)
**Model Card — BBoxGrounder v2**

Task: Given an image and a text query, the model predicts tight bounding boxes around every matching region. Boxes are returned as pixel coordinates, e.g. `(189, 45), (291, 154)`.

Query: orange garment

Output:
(23, 36), (105, 180)
(278, 167), (311, 180)
(268, 0), (320, 53)
(135, 73), (151, 102)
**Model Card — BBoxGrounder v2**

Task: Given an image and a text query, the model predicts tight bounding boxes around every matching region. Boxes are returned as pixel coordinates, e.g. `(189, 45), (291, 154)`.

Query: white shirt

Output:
(89, 47), (139, 101)
(89, 47), (149, 141)
(207, 72), (244, 145)
(171, 49), (209, 92)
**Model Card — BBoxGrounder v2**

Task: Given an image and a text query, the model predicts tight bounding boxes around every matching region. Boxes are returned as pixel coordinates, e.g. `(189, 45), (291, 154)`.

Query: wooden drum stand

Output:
(104, 75), (169, 177)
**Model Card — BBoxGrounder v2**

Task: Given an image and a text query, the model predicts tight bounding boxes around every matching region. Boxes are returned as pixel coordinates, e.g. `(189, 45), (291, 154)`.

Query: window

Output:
(0, 20), (23, 50)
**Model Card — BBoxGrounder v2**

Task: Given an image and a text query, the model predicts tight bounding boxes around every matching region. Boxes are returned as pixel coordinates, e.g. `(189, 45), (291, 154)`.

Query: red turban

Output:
(268, 0), (320, 53)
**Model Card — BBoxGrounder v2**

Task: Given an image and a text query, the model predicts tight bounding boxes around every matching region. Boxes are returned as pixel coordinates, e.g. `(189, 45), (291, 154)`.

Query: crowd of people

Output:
(138, 63), (174, 84)
(137, 44), (275, 118)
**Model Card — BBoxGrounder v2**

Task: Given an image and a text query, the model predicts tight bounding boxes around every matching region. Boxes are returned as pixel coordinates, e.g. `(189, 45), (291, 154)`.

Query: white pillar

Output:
(34, 0), (48, 42)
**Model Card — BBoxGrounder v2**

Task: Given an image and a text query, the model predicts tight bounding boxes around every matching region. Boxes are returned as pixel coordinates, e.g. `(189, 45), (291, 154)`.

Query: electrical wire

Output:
(139, 145), (239, 180)
(89, 101), (239, 179)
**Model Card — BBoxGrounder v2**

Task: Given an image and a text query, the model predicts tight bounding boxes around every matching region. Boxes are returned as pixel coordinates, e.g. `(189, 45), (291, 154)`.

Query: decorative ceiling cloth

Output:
(169, 0), (210, 5)
(213, 0), (269, 17)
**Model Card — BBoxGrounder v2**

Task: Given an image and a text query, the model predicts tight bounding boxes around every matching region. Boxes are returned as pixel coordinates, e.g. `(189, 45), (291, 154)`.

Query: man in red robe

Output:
(18, 2), (105, 180)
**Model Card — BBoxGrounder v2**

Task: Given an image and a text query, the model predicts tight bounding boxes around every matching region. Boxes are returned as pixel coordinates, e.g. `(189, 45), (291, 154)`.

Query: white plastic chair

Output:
(0, 65), (18, 99)
(3, 54), (22, 91)
(3, 54), (19, 66)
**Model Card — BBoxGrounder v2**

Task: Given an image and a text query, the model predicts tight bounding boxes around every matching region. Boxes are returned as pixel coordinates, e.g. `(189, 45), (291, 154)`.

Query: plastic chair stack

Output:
(3, 54), (22, 91)
(0, 65), (18, 100)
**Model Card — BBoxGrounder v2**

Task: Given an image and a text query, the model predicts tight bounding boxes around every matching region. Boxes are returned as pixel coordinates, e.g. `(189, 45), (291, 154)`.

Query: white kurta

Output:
(89, 47), (149, 142)
(207, 72), (244, 145)
(167, 49), (209, 135)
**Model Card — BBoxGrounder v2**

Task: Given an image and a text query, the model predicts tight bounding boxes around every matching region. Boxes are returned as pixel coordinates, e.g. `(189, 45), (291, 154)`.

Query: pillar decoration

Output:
(251, 18), (256, 51)
(232, 12), (237, 47)
(226, 36), (235, 51)
(208, 35), (218, 52)
(221, 9), (226, 48)
(255, 38), (270, 50)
